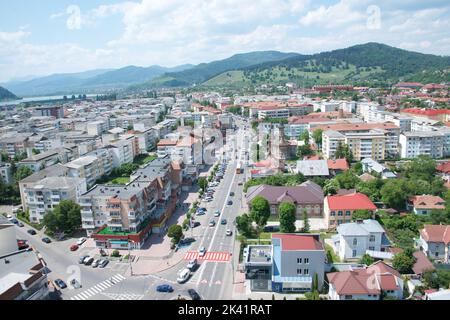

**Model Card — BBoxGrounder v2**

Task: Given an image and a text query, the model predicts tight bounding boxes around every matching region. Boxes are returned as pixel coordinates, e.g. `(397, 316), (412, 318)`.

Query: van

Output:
(177, 268), (191, 284)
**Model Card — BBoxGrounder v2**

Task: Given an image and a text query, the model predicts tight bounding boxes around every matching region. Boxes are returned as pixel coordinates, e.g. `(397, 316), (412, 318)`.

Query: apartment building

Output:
(23, 177), (87, 223)
(33, 105), (64, 119)
(86, 120), (108, 136)
(65, 149), (113, 187)
(324, 192), (377, 229)
(0, 162), (13, 184)
(105, 138), (135, 168)
(18, 147), (78, 172)
(130, 128), (157, 153)
(0, 133), (32, 157)
(331, 219), (390, 261)
(399, 131), (444, 159)
(258, 107), (290, 120)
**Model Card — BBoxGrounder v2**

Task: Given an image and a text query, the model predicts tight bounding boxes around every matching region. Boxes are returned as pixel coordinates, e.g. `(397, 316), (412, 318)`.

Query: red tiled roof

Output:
(437, 161), (450, 173)
(409, 195), (445, 210)
(401, 108), (450, 116)
(327, 192), (377, 211)
(420, 225), (450, 244)
(312, 122), (399, 132)
(327, 159), (349, 171)
(272, 234), (324, 251)
(412, 251), (435, 275)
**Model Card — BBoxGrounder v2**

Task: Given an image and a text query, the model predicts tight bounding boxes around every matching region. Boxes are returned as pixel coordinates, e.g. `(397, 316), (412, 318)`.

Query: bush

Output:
(111, 250), (121, 257)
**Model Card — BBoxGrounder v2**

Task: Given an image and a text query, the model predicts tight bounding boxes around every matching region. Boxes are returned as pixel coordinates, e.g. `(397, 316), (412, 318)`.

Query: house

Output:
(296, 160), (329, 177)
(327, 261), (404, 300)
(437, 161), (450, 181)
(331, 219), (390, 261)
(407, 195), (445, 215)
(245, 181), (324, 218)
(417, 224), (450, 263)
(425, 289), (450, 300)
(359, 173), (376, 182)
(361, 158), (396, 179)
(244, 234), (325, 293)
(412, 251), (435, 276)
(327, 159), (349, 175)
(0, 224), (49, 300)
(324, 192), (377, 229)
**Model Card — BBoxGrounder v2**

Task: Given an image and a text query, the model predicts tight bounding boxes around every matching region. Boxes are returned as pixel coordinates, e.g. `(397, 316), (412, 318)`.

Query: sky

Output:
(0, 0), (450, 82)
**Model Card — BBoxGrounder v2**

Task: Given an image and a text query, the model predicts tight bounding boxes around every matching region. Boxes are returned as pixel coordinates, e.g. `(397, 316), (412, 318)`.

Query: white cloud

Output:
(66, 5), (83, 30)
(0, 30), (30, 43)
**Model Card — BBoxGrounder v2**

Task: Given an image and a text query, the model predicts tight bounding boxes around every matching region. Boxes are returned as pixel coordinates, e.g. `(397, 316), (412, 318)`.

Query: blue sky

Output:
(0, 0), (449, 82)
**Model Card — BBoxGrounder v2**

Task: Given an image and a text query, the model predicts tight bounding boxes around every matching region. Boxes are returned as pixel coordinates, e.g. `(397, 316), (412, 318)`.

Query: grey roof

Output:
(20, 164), (69, 183)
(337, 219), (385, 236)
(82, 183), (143, 200)
(30, 177), (85, 190)
(20, 148), (70, 162)
(131, 156), (171, 183)
(246, 180), (324, 205)
(297, 160), (330, 176)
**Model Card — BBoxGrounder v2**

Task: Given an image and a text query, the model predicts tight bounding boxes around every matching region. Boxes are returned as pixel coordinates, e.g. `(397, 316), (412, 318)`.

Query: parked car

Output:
(83, 257), (94, 265)
(229, 192), (235, 196)
(54, 279), (67, 289)
(179, 237), (196, 245)
(227, 200), (233, 205)
(263, 225), (280, 232)
(42, 237), (51, 244)
(77, 237), (87, 245)
(17, 240), (29, 250)
(70, 279), (81, 289)
(177, 268), (191, 284)
(221, 219), (227, 225)
(6, 214), (13, 219)
(92, 259), (101, 268)
(27, 229), (36, 235)
(79, 255), (89, 264)
(209, 220), (216, 227)
(214, 210), (221, 217)
(196, 210), (206, 216)
(70, 244), (79, 251)
(199, 247), (206, 257)
(188, 289), (202, 300)
(99, 259), (109, 268)
(187, 259), (198, 271)
(226, 229), (233, 236)
(156, 284), (174, 293)
(18, 222), (24, 227)
(10, 218), (19, 225)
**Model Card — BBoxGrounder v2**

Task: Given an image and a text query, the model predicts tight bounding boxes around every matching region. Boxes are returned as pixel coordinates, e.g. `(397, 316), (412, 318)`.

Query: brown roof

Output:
(412, 251), (435, 275)
(157, 139), (177, 147)
(420, 224), (450, 244)
(311, 122), (399, 133)
(0, 282), (24, 300)
(246, 181), (324, 205)
(359, 173), (376, 182)
(409, 195), (445, 210)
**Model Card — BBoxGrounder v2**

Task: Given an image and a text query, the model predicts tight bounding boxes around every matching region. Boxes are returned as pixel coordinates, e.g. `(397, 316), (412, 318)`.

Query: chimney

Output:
(338, 108), (344, 119)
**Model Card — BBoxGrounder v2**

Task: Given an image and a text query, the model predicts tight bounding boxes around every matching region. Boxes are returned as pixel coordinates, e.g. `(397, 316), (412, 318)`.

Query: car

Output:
(84, 257), (94, 265)
(92, 259), (101, 268)
(6, 214), (13, 219)
(179, 237), (196, 245)
(54, 279), (67, 289)
(199, 247), (206, 257)
(17, 240), (29, 250)
(227, 200), (233, 205)
(10, 218), (19, 225)
(70, 279), (81, 289)
(187, 259), (198, 271)
(18, 222), (24, 227)
(191, 221), (201, 228)
(209, 220), (216, 227)
(177, 268), (191, 284)
(42, 237), (51, 244)
(27, 229), (36, 235)
(188, 289), (202, 300)
(263, 225), (280, 232)
(77, 237), (87, 245)
(229, 192), (235, 196)
(214, 210), (220, 217)
(195, 210), (205, 216)
(221, 219), (227, 225)
(156, 284), (174, 293)
(79, 255), (89, 264)
(99, 259), (109, 268)
(226, 229), (233, 236)
(70, 244), (79, 251)
(238, 182), (243, 186)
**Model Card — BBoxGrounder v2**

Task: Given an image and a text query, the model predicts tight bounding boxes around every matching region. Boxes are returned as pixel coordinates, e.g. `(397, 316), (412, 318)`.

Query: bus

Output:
(236, 162), (243, 174)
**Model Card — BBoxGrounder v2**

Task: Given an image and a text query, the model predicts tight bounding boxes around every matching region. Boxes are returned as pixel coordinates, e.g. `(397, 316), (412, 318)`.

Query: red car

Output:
(70, 244), (79, 251)
(17, 240), (29, 250)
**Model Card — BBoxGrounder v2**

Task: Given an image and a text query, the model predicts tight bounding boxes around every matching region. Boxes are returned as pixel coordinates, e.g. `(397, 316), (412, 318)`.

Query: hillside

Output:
(144, 51), (301, 88)
(3, 64), (193, 96)
(0, 86), (18, 101)
(202, 43), (450, 88)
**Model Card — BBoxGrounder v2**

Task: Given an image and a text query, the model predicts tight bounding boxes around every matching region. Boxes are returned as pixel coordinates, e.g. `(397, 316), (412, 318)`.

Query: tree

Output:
(198, 177), (208, 192)
(168, 224), (183, 244)
(404, 155), (436, 182)
(392, 250), (416, 274)
(356, 179), (384, 202)
(359, 253), (375, 266)
(32, 148), (40, 155)
(334, 142), (353, 163)
(250, 196), (271, 228)
(297, 144), (313, 158)
(323, 179), (340, 196)
(299, 130), (310, 143)
(302, 210), (310, 233)
(43, 200), (82, 234)
(352, 210), (372, 221)
(380, 179), (408, 210)
(335, 170), (360, 190)
(236, 213), (253, 237)
(279, 202), (296, 233)
(312, 129), (323, 147)
(14, 166), (33, 182)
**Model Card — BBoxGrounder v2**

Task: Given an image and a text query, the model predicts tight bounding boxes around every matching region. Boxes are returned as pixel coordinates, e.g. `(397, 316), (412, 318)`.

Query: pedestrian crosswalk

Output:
(184, 251), (231, 262)
(70, 274), (126, 300)
(101, 292), (144, 300)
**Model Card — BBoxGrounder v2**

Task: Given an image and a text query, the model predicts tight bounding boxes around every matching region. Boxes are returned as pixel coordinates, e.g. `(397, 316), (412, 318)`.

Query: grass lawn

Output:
(106, 177), (130, 185)
(98, 227), (134, 236)
(134, 154), (157, 166)
(325, 244), (340, 263)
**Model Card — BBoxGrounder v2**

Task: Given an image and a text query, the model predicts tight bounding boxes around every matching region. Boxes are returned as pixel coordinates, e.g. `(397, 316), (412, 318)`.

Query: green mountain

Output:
(3, 64), (194, 97)
(0, 86), (18, 101)
(203, 43), (450, 88)
(143, 51), (301, 88)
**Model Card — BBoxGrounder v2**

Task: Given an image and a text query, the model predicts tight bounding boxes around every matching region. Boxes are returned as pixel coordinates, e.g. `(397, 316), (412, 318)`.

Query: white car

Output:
(6, 214), (13, 219)
(199, 247), (206, 257)
(187, 259), (197, 271)
(226, 229), (232, 236)
(214, 210), (220, 217)
(77, 237), (87, 245)
(177, 268), (191, 284)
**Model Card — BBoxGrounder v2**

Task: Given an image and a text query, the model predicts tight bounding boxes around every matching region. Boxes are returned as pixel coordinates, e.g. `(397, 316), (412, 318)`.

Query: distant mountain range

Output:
(3, 43), (450, 96)
(0, 86), (18, 101)
(1, 65), (194, 97)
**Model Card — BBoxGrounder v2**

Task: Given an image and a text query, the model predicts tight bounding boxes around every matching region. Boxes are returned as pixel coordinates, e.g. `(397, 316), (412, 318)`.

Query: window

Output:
(352, 250), (357, 257)
(345, 295), (353, 300)
(338, 211), (343, 216)
(369, 235), (375, 242)
(369, 246), (375, 251)
(330, 211), (336, 217)
(297, 269), (302, 275)
(353, 238), (358, 245)
(345, 211), (351, 216)
(304, 258), (309, 264)
(303, 269), (309, 275)
(297, 258), (302, 264)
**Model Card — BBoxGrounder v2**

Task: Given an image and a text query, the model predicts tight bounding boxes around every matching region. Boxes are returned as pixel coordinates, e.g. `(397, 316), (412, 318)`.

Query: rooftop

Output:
(337, 219), (386, 236)
(272, 234), (324, 251)
(327, 192), (377, 211)
(247, 245), (273, 264)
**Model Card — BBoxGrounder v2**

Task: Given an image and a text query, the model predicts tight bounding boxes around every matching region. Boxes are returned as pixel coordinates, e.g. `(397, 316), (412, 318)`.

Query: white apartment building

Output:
(134, 128), (157, 153)
(322, 130), (346, 159)
(65, 149), (113, 187)
(86, 120), (108, 136)
(258, 108), (290, 120)
(399, 131), (444, 159)
(0, 162), (13, 184)
(106, 139), (134, 168)
(320, 102), (340, 113)
(24, 177), (87, 223)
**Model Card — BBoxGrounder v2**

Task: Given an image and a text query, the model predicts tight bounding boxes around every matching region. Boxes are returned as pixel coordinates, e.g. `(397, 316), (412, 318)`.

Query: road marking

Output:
(215, 280), (222, 285)
(184, 251), (230, 262)
(70, 273), (126, 300)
